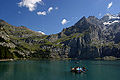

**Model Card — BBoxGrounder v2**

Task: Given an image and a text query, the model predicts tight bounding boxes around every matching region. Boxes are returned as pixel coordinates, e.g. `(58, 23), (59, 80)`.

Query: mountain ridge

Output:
(1, 13), (120, 59)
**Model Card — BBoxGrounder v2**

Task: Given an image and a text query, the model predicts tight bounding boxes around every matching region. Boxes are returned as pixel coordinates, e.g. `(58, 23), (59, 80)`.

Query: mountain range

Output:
(1, 13), (120, 60)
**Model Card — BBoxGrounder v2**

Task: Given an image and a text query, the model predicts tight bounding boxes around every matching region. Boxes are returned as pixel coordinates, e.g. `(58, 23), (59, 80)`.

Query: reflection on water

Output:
(71, 72), (87, 80)
(0, 60), (120, 80)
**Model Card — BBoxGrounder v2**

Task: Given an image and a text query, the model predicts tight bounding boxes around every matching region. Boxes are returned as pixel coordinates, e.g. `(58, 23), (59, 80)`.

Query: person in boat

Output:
(71, 67), (77, 72)
(71, 67), (75, 71)
(76, 67), (80, 71)
(82, 67), (86, 72)
(71, 66), (87, 73)
(80, 67), (83, 71)
(76, 67), (83, 73)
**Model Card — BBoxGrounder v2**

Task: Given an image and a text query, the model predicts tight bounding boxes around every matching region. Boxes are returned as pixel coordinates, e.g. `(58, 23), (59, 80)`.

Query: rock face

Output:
(1, 13), (120, 59)
(0, 19), (69, 59)
(47, 13), (120, 59)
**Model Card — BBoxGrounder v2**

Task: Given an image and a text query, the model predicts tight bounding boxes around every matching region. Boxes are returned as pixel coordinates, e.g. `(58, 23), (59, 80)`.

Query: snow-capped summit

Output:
(102, 13), (120, 26)
(103, 13), (120, 20)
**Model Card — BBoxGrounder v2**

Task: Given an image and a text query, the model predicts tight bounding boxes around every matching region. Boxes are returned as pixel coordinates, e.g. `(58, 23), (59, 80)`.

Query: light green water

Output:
(0, 60), (120, 80)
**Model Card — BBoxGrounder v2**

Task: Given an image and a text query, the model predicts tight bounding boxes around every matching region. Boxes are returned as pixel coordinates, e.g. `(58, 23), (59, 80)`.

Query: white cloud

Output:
(18, 0), (43, 11)
(37, 11), (46, 15)
(38, 31), (45, 35)
(107, 2), (113, 9)
(55, 7), (59, 10)
(61, 19), (69, 25)
(48, 7), (53, 13)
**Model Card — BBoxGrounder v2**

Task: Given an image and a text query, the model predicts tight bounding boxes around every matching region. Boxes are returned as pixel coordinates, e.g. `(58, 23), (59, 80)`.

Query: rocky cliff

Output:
(1, 13), (120, 59)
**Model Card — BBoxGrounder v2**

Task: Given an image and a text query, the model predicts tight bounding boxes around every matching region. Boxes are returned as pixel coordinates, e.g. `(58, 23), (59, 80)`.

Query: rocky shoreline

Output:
(1, 57), (120, 62)
(0, 59), (13, 62)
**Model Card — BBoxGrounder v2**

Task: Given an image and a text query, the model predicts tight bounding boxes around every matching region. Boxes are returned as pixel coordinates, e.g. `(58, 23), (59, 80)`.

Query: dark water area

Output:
(0, 60), (120, 80)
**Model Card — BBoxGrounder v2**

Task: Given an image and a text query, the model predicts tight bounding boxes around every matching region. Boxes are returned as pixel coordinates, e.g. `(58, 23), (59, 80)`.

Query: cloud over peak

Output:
(61, 19), (69, 25)
(107, 2), (113, 9)
(18, 0), (43, 11)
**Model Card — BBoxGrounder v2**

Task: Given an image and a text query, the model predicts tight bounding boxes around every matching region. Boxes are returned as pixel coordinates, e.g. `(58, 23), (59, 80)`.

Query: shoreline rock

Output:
(0, 59), (13, 62)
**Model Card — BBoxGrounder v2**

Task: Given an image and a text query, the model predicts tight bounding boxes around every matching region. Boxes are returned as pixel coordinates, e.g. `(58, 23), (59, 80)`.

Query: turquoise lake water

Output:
(0, 60), (120, 80)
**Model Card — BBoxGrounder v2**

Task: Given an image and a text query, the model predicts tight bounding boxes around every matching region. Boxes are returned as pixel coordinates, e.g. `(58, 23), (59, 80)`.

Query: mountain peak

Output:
(88, 16), (97, 19)
(80, 16), (87, 21)
(87, 16), (102, 25)
(74, 16), (88, 26)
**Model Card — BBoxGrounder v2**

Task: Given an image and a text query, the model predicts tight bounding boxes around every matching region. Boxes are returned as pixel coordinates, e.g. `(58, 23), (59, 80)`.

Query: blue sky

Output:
(0, 0), (120, 35)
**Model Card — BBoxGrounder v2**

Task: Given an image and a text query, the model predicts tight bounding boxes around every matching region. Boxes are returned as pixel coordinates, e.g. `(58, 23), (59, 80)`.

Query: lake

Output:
(0, 60), (120, 80)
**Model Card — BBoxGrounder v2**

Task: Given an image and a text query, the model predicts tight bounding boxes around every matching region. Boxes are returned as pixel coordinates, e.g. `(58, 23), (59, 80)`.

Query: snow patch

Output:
(103, 20), (120, 26)
(38, 31), (45, 35)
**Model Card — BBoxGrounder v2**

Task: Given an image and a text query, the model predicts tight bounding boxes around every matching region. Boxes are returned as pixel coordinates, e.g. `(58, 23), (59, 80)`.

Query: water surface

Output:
(0, 60), (120, 80)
